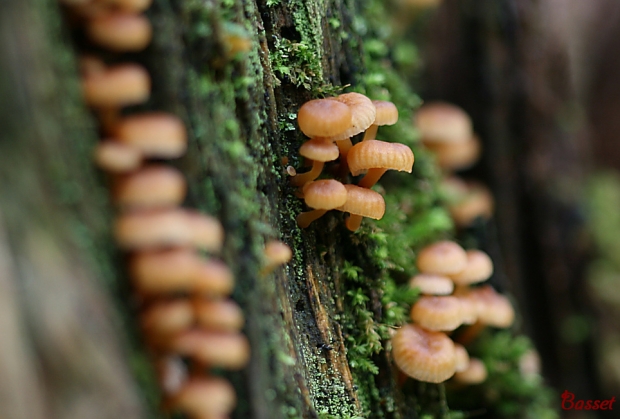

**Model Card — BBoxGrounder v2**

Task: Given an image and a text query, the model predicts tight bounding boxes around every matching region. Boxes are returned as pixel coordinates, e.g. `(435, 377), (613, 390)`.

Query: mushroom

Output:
(86, 12), (152, 52)
(414, 102), (472, 144)
(170, 377), (236, 419)
(410, 296), (463, 331)
(114, 112), (187, 159)
(453, 358), (487, 384)
(130, 248), (233, 296)
(297, 98), (352, 139)
(391, 323), (456, 383)
(347, 139), (414, 188)
(171, 330), (250, 370)
(82, 63), (150, 133)
(416, 241), (468, 275)
(327, 92), (376, 158)
(196, 300), (245, 332)
(261, 240), (292, 275)
(94, 140), (142, 172)
(290, 138), (339, 187)
(113, 165), (186, 209)
(362, 100), (398, 141)
(336, 184), (385, 231)
(470, 285), (515, 328)
(115, 209), (223, 251)
(449, 250), (493, 286)
(425, 134), (481, 172)
(454, 343), (470, 373)
(296, 179), (347, 228)
(141, 300), (194, 345)
(409, 274), (454, 295)
(440, 176), (494, 227)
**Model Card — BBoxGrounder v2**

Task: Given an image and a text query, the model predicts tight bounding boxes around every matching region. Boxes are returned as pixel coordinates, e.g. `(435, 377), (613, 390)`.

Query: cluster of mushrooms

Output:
(392, 240), (515, 384)
(415, 102), (494, 228)
(293, 93), (414, 231)
(59, 0), (253, 417)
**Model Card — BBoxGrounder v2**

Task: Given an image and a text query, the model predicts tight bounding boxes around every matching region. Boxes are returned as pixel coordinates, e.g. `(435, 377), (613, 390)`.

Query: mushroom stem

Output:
(98, 106), (120, 136)
(291, 160), (324, 187)
(345, 214), (363, 231)
(296, 210), (327, 228)
(337, 138), (353, 175)
(358, 168), (388, 188)
(362, 125), (378, 141)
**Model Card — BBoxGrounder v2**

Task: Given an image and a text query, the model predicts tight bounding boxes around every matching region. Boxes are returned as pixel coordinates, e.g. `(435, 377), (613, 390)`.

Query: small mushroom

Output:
(336, 184), (385, 231)
(327, 92), (376, 159)
(454, 343), (470, 373)
(347, 139), (414, 188)
(410, 295), (463, 331)
(440, 176), (494, 227)
(391, 323), (456, 383)
(290, 138), (339, 187)
(409, 274), (454, 295)
(416, 241), (468, 275)
(425, 134), (481, 172)
(170, 377), (236, 418)
(297, 98), (352, 139)
(94, 140), (142, 172)
(470, 285), (515, 328)
(86, 12), (152, 52)
(82, 63), (150, 133)
(296, 180), (347, 228)
(414, 102), (472, 144)
(141, 300), (194, 345)
(113, 165), (186, 209)
(362, 100), (398, 141)
(114, 112), (187, 158)
(449, 250), (493, 286)
(115, 209), (223, 251)
(196, 300), (245, 332)
(130, 248), (233, 296)
(261, 240), (292, 275)
(453, 358), (487, 384)
(171, 330), (250, 370)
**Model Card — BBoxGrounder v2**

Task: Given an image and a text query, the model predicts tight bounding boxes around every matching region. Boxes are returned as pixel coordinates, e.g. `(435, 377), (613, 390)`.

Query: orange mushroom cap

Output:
(115, 209), (223, 251)
(449, 250), (493, 285)
(453, 358), (487, 384)
(372, 100), (398, 126)
(337, 184), (385, 219)
(347, 140), (414, 176)
(409, 274), (454, 295)
(171, 330), (250, 370)
(454, 343), (470, 373)
(303, 179), (348, 209)
(141, 300), (194, 341)
(113, 165), (186, 209)
(470, 285), (515, 328)
(299, 138), (340, 162)
(171, 377), (236, 418)
(416, 241), (468, 275)
(115, 112), (187, 158)
(392, 323), (456, 383)
(94, 140), (142, 172)
(87, 13), (152, 52)
(196, 300), (245, 332)
(425, 135), (481, 171)
(415, 102), (472, 144)
(327, 93), (376, 141)
(410, 295), (463, 331)
(82, 63), (150, 107)
(297, 99), (352, 138)
(440, 177), (494, 227)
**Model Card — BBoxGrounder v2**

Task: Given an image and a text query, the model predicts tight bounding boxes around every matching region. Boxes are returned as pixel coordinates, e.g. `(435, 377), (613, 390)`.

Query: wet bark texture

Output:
(0, 1), (407, 419)
(424, 0), (599, 410)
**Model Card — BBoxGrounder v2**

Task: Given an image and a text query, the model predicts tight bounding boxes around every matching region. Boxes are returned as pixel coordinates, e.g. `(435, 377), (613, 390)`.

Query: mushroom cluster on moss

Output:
(60, 1), (250, 416)
(392, 240), (515, 385)
(293, 93), (414, 231)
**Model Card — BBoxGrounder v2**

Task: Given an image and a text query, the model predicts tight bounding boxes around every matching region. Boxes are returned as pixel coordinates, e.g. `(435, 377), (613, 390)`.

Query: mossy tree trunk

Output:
(1, 1), (437, 419)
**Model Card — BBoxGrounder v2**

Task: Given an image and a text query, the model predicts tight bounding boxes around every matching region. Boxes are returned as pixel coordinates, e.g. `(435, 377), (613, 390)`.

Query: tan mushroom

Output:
(296, 180), (347, 228)
(362, 100), (398, 141)
(347, 139), (414, 188)
(336, 184), (385, 231)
